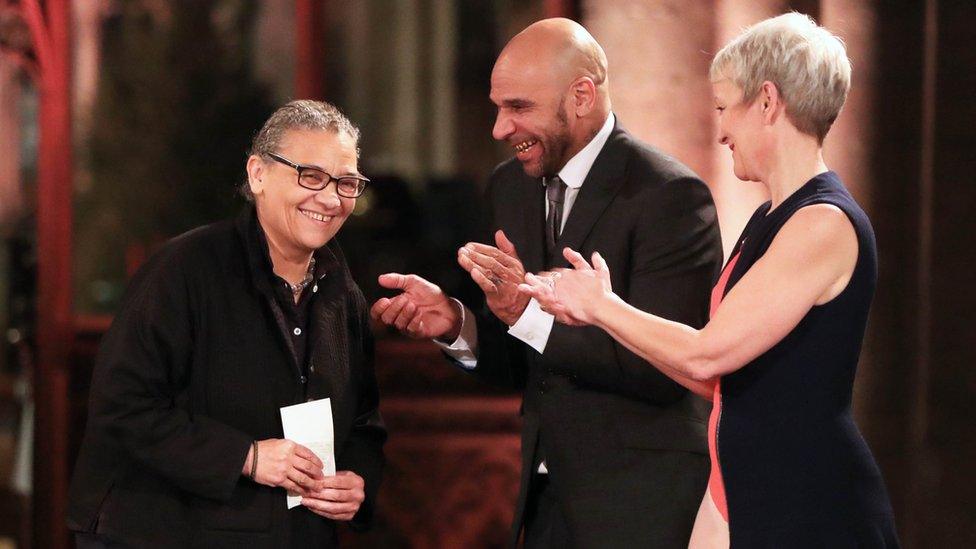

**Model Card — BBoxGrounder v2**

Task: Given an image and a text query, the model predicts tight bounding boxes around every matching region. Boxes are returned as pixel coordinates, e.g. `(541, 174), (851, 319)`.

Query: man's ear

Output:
(571, 76), (597, 117)
(246, 155), (266, 197)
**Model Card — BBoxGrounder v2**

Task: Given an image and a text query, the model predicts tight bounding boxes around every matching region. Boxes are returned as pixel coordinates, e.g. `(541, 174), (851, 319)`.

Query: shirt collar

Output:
(555, 112), (615, 190)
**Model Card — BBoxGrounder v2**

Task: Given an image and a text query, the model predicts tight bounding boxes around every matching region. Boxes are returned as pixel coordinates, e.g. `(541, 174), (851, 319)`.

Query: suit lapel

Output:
(548, 124), (631, 267)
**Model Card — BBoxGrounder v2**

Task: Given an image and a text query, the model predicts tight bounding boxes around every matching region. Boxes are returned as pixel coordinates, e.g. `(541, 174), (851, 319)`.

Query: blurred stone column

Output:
(584, 0), (775, 258)
(584, 0), (716, 178)
(0, 59), (22, 228)
(425, 0), (458, 179)
(821, 2), (877, 214)
(72, 0), (108, 203)
(342, 1), (369, 130)
(392, 0), (422, 184)
(72, 0), (107, 140)
(254, 0), (296, 100)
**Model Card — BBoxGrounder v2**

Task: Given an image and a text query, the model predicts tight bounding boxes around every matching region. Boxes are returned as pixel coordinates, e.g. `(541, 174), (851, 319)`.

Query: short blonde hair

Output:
(710, 13), (851, 143)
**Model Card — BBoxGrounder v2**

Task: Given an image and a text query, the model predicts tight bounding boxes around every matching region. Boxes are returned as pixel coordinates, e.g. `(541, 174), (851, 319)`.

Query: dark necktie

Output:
(545, 176), (567, 257)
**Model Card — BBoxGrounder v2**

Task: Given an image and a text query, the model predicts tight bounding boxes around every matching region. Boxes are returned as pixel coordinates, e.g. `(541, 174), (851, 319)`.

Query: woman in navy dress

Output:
(520, 13), (898, 548)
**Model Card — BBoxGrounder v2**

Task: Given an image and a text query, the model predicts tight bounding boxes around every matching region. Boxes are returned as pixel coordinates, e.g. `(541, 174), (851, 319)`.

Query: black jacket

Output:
(465, 121), (723, 548)
(67, 208), (386, 548)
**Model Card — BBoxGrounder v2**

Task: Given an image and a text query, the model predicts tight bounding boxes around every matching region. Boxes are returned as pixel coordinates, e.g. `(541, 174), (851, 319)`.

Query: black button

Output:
(300, 375), (307, 384)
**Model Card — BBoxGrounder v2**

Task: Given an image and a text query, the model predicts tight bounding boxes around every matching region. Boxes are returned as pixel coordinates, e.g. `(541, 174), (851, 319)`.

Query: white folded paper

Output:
(280, 397), (336, 509)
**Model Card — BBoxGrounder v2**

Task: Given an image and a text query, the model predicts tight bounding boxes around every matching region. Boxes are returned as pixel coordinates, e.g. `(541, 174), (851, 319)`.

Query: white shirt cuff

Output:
(433, 299), (478, 369)
(507, 298), (555, 354)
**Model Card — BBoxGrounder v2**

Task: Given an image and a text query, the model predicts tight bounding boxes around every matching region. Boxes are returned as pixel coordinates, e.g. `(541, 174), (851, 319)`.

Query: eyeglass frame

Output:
(265, 151), (370, 198)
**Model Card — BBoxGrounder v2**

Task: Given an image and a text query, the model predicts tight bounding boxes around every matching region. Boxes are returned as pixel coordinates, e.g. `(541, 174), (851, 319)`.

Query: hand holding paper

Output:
(245, 438), (324, 498)
(280, 398), (337, 509)
(300, 470), (366, 521)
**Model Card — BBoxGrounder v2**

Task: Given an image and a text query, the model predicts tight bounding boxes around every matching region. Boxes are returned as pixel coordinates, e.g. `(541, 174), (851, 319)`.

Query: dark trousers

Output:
(522, 474), (571, 548)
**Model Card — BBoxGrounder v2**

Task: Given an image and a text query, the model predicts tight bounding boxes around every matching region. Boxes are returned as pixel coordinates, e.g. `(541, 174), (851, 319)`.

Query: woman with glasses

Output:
(521, 14), (898, 548)
(68, 100), (386, 548)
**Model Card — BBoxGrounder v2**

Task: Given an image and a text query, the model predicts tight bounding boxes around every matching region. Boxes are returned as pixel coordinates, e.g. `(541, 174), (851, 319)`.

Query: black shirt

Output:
(254, 223), (330, 379)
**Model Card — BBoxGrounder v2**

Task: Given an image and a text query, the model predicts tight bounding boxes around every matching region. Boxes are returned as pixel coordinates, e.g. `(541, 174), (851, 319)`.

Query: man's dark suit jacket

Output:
(464, 121), (723, 548)
(67, 208), (386, 548)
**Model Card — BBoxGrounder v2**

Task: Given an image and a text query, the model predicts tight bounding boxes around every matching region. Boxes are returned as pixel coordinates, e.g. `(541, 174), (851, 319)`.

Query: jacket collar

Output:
(553, 119), (631, 257)
(545, 118), (632, 267)
(516, 118), (632, 272)
(554, 112), (616, 190)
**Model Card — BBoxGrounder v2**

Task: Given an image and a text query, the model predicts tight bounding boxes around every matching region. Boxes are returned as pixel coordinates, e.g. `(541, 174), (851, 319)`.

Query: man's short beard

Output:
(540, 101), (572, 177)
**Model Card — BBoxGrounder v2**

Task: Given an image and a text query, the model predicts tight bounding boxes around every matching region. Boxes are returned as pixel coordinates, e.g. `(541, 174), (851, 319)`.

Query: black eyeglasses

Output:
(266, 152), (370, 198)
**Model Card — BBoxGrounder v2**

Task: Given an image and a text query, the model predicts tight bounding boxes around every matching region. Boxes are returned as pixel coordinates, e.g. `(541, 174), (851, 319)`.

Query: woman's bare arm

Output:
(523, 204), (858, 384)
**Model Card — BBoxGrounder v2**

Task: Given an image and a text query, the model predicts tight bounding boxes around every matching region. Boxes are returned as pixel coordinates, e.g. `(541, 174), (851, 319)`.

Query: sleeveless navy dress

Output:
(717, 171), (899, 547)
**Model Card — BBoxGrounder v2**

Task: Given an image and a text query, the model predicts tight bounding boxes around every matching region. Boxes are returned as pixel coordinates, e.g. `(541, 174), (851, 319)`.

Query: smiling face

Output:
(490, 57), (575, 179)
(713, 78), (767, 182)
(247, 128), (359, 259)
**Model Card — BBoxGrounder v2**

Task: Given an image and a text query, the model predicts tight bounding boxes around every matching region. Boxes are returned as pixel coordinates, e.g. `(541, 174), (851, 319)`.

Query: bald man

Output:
(373, 19), (722, 548)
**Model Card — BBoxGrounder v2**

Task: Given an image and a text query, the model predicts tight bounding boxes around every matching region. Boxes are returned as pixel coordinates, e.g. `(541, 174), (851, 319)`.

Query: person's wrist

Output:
(511, 294), (531, 323)
(494, 293), (529, 327)
(248, 440), (258, 480)
(590, 291), (620, 327)
(436, 299), (463, 342)
(242, 443), (254, 476)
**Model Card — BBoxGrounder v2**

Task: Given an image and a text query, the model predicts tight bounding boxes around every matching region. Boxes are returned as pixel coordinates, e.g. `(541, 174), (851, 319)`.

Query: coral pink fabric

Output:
(705, 252), (741, 522)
